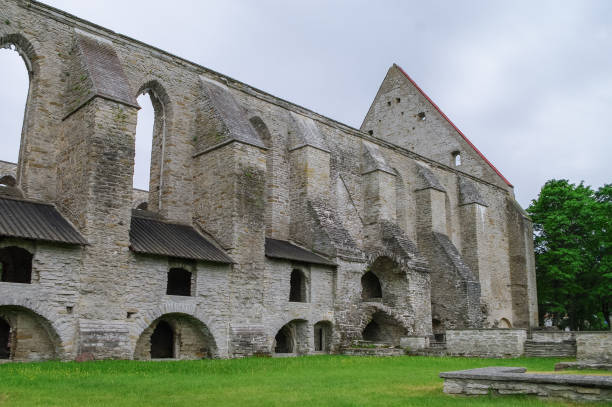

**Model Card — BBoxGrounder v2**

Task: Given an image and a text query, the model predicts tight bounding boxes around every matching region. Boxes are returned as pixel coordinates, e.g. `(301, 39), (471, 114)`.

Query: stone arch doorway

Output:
(362, 256), (409, 309)
(361, 311), (408, 346)
(150, 321), (174, 359)
(134, 313), (217, 360)
(0, 318), (10, 359)
(273, 319), (309, 355)
(0, 306), (59, 362)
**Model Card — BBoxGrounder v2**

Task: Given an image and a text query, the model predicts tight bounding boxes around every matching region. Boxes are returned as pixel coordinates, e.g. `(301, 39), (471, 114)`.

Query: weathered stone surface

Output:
(0, 0), (538, 361)
(440, 367), (612, 402)
(446, 329), (527, 358)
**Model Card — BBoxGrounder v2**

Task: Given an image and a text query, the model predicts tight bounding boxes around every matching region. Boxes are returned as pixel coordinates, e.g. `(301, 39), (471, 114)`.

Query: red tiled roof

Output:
(395, 64), (513, 187)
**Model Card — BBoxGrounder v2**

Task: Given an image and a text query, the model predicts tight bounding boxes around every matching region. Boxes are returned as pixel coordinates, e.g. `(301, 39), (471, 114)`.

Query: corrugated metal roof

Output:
(130, 213), (234, 264)
(0, 196), (87, 245)
(265, 238), (336, 266)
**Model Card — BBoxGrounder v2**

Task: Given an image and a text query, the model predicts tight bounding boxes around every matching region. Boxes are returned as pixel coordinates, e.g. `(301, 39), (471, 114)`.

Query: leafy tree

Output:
(527, 180), (611, 330)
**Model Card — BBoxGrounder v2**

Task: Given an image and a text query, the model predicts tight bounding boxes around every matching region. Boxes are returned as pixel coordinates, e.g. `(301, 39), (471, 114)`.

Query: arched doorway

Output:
(313, 321), (332, 352)
(273, 320), (309, 355)
(150, 321), (174, 359)
(0, 318), (10, 359)
(134, 313), (217, 360)
(361, 271), (382, 300)
(361, 311), (407, 346)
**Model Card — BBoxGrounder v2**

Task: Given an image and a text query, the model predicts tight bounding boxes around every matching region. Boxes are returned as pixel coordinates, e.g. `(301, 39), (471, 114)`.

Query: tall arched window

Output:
(0, 246), (33, 284)
(0, 40), (32, 168)
(133, 83), (169, 212)
(133, 93), (155, 191)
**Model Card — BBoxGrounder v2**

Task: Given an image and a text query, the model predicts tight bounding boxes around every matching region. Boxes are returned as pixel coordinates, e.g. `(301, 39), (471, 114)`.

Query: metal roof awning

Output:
(130, 213), (234, 264)
(0, 196), (87, 245)
(265, 238), (336, 267)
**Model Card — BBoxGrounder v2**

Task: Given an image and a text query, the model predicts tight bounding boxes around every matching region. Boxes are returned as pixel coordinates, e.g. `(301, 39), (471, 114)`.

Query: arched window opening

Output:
(361, 271), (382, 301)
(0, 44), (30, 166)
(133, 92), (155, 191)
(499, 318), (512, 329)
(362, 320), (380, 342)
(150, 320), (174, 359)
(452, 151), (461, 167)
(0, 175), (22, 198)
(0, 318), (10, 359)
(0, 176), (16, 188)
(0, 246), (33, 284)
(289, 269), (307, 302)
(314, 321), (332, 352)
(166, 268), (192, 296)
(274, 326), (293, 354)
(136, 201), (148, 211)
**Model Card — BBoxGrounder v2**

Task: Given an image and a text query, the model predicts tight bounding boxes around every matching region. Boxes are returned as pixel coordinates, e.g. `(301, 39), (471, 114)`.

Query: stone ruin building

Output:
(0, 0), (537, 362)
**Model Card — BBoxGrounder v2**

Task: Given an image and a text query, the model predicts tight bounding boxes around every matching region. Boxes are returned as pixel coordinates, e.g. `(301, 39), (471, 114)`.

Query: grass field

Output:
(0, 356), (609, 406)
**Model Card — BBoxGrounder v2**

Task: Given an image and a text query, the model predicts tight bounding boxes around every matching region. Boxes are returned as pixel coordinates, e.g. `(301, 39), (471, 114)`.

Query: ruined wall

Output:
(0, 0), (537, 360)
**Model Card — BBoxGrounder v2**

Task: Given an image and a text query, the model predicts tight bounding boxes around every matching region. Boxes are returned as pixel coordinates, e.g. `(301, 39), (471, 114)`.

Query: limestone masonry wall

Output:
(0, 0), (537, 361)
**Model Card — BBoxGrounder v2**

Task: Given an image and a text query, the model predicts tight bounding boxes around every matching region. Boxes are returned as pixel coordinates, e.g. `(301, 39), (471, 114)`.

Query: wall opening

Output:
(274, 326), (293, 353)
(289, 269), (307, 302)
(166, 268), (192, 296)
(452, 151), (461, 166)
(361, 271), (382, 300)
(135, 201), (148, 211)
(499, 318), (512, 328)
(133, 93), (155, 191)
(0, 43), (30, 166)
(273, 320), (309, 355)
(0, 318), (10, 359)
(150, 321), (174, 359)
(0, 246), (33, 284)
(361, 311), (407, 346)
(314, 321), (332, 352)
(0, 175), (22, 198)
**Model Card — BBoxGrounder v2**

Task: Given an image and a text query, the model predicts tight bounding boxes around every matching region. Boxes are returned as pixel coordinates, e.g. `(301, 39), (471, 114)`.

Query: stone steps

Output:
(407, 341), (448, 357)
(524, 340), (576, 358)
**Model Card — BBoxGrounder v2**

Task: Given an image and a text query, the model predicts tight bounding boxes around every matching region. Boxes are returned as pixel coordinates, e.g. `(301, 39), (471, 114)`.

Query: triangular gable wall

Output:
(361, 64), (512, 189)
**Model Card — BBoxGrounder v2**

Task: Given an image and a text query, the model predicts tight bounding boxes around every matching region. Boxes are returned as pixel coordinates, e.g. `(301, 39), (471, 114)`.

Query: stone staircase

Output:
(524, 340), (576, 358)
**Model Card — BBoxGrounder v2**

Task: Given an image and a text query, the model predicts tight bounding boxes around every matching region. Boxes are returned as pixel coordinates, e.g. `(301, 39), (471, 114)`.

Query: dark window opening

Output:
(361, 271), (382, 300)
(289, 269), (306, 302)
(166, 268), (192, 296)
(136, 201), (148, 211)
(362, 320), (380, 342)
(0, 175), (16, 187)
(0, 246), (33, 284)
(368, 130), (373, 136)
(387, 101), (391, 106)
(314, 321), (331, 352)
(150, 320), (174, 359)
(0, 318), (10, 359)
(395, 98), (401, 103)
(417, 112), (426, 120)
(274, 327), (292, 353)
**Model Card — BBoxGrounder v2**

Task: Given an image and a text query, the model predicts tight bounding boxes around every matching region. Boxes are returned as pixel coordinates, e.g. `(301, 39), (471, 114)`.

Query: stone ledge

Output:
(440, 367), (612, 402)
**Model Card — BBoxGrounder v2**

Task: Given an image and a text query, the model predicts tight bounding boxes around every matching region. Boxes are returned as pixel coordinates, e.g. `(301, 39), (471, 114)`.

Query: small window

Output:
(0, 176), (16, 188)
(0, 246), (33, 284)
(452, 151), (461, 166)
(395, 98), (401, 103)
(136, 201), (148, 211)
(289, 269), (307, 302)
(368, 130), (373, 136)
(417, 112), (426, 121)
(387, 101), (391, 106)
(166, 268), (192, 296)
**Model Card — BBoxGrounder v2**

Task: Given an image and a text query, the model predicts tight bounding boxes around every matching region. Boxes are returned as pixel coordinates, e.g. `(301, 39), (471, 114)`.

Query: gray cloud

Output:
(1, 0), (610, 206)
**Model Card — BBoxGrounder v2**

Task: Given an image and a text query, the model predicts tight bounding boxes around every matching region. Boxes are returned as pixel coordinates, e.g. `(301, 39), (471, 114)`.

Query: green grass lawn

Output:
(0, 356), (608, 406)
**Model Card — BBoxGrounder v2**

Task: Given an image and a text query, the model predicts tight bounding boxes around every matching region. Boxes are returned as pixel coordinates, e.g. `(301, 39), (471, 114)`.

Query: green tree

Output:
(527, 180), (611, 330)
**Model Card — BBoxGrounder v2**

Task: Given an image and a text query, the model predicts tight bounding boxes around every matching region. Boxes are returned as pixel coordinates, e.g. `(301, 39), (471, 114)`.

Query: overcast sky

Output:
(1, 0), (610, 207)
